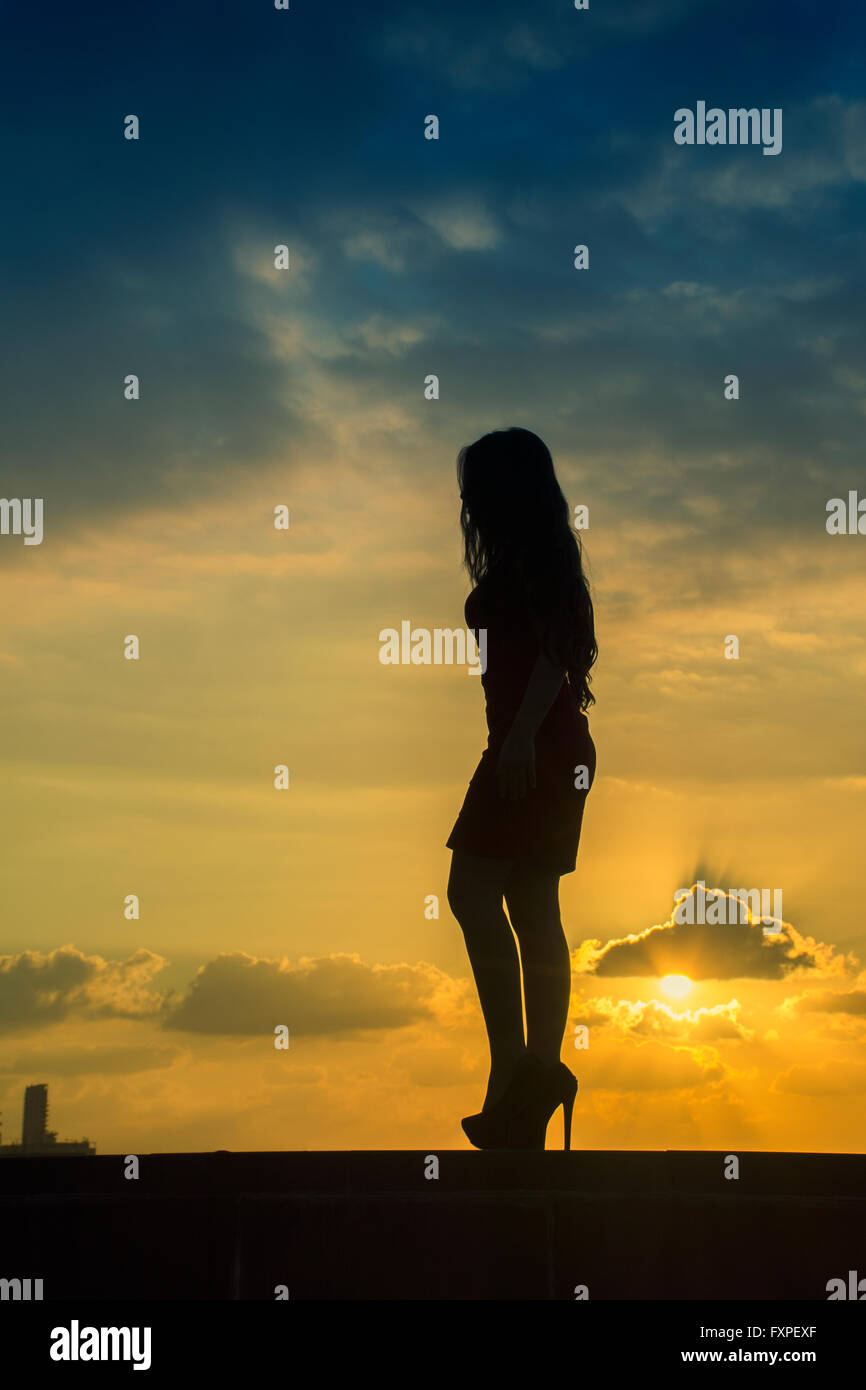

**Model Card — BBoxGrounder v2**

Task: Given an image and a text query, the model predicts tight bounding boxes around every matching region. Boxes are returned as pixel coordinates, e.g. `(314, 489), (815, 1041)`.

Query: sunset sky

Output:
(2, 0), (866, 1155)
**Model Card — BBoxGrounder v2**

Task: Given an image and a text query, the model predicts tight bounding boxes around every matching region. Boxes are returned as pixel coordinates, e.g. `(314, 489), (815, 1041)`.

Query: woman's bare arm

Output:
(496, 651), (566, 800)
(509, 650), (566, 740)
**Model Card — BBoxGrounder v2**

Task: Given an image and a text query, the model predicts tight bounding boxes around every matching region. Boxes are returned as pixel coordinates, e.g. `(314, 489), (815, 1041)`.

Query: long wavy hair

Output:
(457, 427), (597, 710)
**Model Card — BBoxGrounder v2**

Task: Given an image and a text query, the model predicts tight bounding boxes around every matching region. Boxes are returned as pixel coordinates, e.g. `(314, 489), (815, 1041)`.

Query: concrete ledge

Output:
(1, 1150), (863, 1299)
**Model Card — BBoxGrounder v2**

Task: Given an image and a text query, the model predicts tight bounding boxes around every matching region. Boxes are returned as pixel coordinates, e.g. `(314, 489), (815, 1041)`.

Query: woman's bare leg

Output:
(504, 862), (570, 1066)
(447, 849), (526, 1107)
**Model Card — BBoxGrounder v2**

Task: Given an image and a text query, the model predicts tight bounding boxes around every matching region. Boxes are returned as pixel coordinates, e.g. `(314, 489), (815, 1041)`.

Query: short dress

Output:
(446, 575), (596, 875)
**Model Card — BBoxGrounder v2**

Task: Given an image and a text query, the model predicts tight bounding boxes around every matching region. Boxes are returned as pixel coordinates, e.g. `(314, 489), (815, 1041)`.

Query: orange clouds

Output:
(0, 946), (165, 1030)
(574, 888), (854, 981)
(162, 950), (460, 1038)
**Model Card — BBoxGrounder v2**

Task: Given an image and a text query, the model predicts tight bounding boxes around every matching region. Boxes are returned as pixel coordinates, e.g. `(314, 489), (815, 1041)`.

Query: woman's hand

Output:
(496, 725), (537, 800)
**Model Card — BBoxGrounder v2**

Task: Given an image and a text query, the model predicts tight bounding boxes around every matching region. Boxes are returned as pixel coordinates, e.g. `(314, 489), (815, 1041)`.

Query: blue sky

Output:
(3, 0), (865, 531)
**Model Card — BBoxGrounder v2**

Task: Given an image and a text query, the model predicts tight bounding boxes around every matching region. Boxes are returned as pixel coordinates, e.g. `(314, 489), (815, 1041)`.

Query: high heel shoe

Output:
(506, 1060), (578, 1151)
(461, 1052), (546, 1150)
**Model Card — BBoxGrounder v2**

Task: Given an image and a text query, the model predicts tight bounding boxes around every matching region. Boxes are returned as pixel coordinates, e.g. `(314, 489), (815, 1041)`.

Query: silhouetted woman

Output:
(446, 428), (597, 1150)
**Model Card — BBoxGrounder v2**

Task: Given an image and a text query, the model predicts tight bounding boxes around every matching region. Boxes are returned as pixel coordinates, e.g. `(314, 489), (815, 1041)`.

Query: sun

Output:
(660, 974), (693, 999)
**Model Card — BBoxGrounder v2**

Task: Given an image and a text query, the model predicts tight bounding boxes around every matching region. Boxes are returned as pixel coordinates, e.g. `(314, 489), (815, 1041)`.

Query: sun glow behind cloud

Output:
(660, 974), (693, 999)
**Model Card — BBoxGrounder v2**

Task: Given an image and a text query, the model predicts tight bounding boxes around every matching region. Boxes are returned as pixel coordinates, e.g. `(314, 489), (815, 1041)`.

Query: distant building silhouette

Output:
(22, 1082), (48, 1147)
(0, 1084), (95, 1157)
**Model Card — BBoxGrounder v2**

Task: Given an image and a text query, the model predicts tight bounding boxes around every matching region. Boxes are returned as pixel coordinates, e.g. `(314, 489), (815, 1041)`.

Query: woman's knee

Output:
(446, 871), (470, 923)
(447, 853), (506, 926)
(505, 868), (562, 939)
(447, 855), (475, 922)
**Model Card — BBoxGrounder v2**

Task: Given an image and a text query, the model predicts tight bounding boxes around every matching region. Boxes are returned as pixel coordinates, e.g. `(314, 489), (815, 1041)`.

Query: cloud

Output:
(0, 1044), (180, 1077)
(0, 947), (167, 1032)
(781, 987), (866, 1018)
(374, 0), (705, 92)
(574, 887), (846, 980)
(350, 316), (428, 356)
(694, 97), (866, 210)
(0, 226), (319, 544)
(409, 199), (502, 251)
(765, 630), (829, 653)
(586, 1039), (728, 1092)
(231, 232), (319, 296)
(341, 222), (424, 275)
(161, 951), (459, 1038)
(772, 1061), (866, 1096)
(613, 97), (866, 226)
(578, 995), (753, 1041)
(0, 943), (475, 1044)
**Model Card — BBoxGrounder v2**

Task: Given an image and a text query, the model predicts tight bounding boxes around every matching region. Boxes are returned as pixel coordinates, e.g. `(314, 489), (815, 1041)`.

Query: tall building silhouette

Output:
(22, 1083), (49, 1147)
(0, 1084), (95, 1157)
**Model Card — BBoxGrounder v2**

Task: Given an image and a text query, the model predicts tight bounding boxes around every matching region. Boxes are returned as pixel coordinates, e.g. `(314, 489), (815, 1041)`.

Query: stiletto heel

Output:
(504, 1060), (578, 1151)
(561, 1072), (577, 1151)
(461, 1055), (579, 1151)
